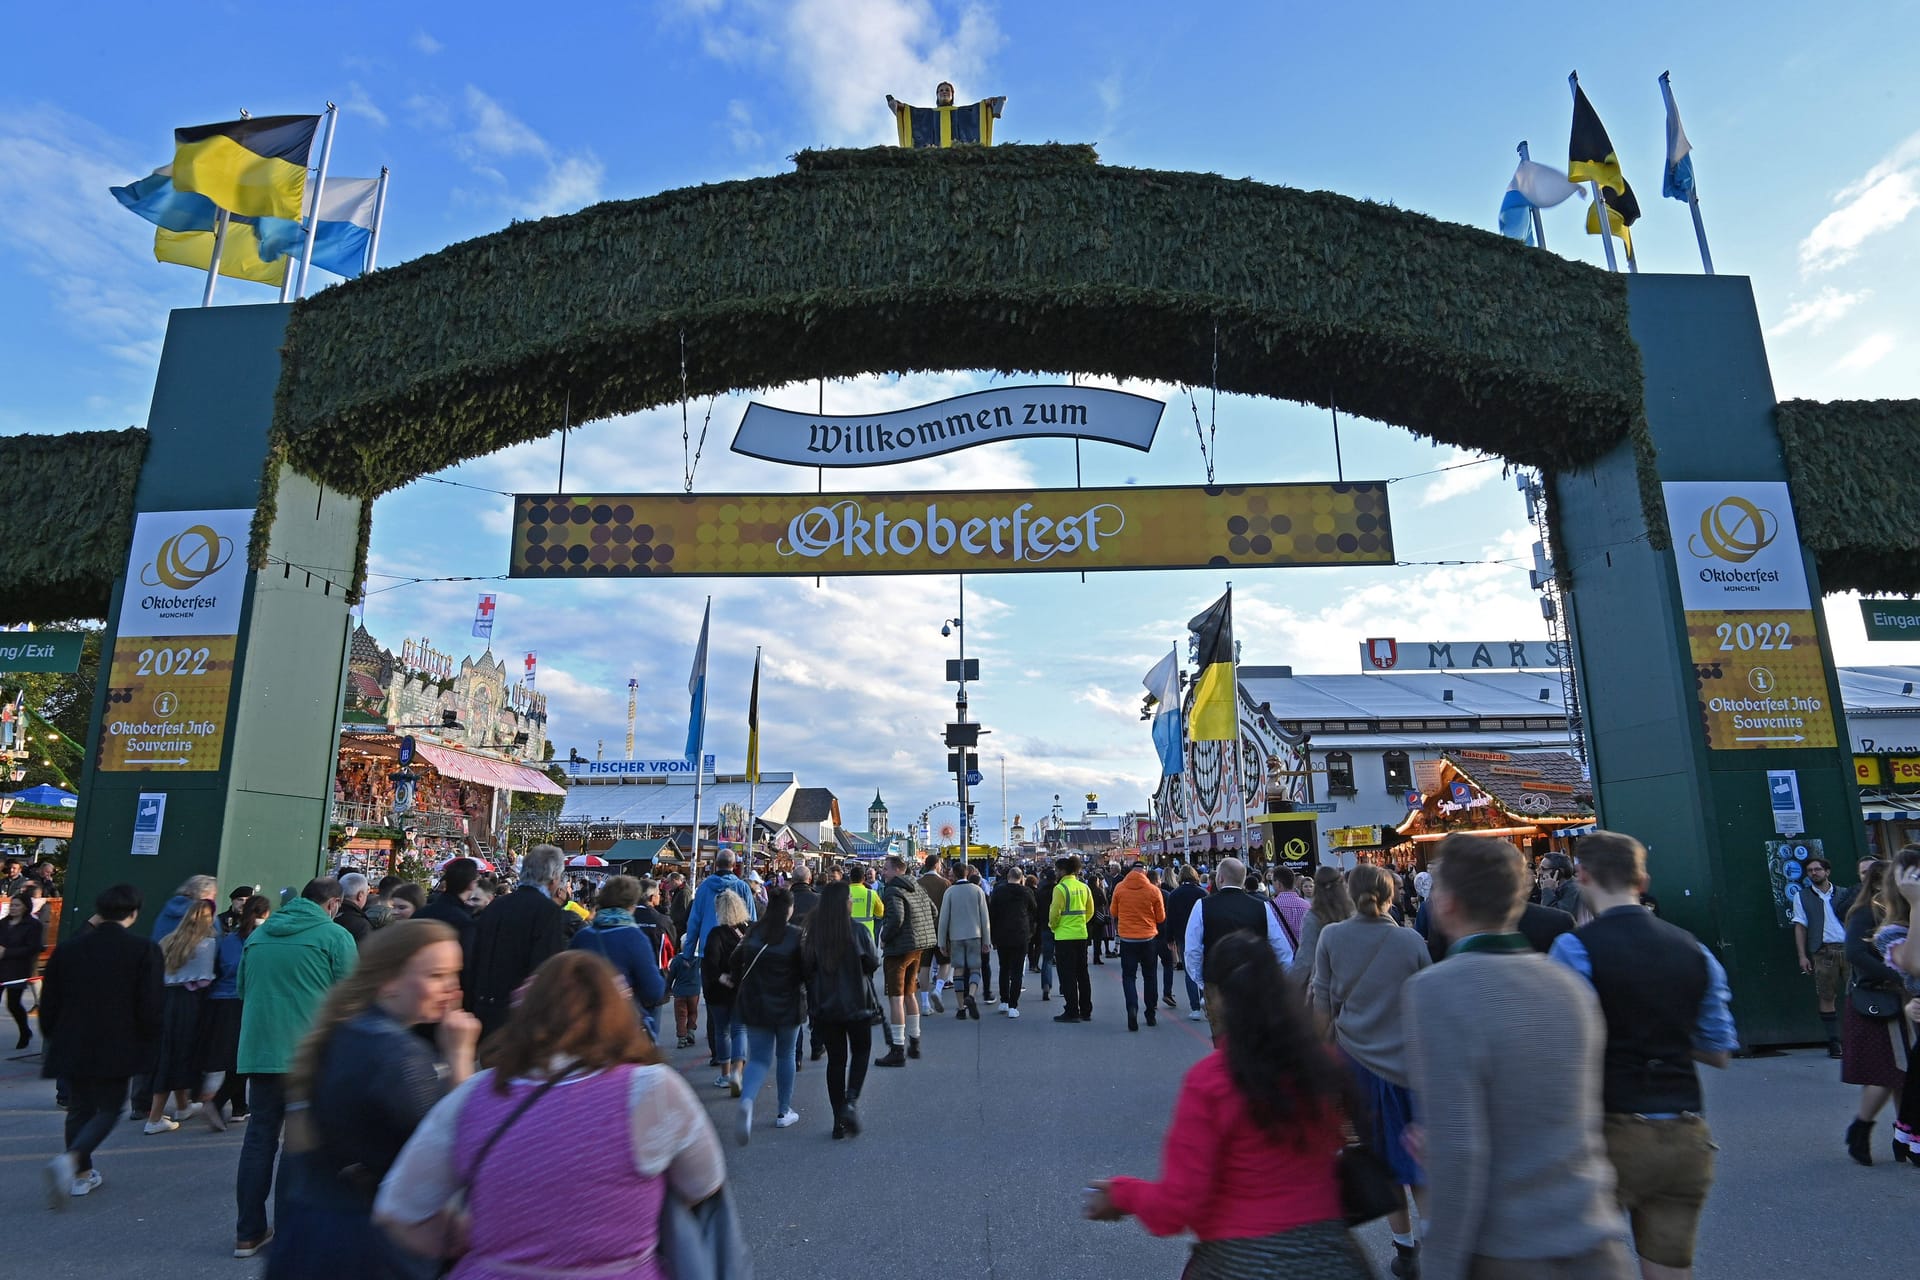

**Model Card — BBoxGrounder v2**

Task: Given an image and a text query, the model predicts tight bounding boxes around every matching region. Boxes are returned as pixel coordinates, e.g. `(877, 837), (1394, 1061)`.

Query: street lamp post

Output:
(941, 577), (971, 863)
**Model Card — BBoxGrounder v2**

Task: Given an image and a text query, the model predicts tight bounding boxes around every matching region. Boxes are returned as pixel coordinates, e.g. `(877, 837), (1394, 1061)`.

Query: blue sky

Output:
(4, 1), (1918, 835)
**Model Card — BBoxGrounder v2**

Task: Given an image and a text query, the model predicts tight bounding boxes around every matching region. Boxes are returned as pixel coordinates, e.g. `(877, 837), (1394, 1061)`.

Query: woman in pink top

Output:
(1085, 930), (1370, 1279)
(375, 952), (726, 1280)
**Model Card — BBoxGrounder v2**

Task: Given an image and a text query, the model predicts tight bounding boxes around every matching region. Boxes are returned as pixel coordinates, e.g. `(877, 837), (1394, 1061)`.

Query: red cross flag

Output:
(523, 651), (537, 688)
(472, 593), (497, 640)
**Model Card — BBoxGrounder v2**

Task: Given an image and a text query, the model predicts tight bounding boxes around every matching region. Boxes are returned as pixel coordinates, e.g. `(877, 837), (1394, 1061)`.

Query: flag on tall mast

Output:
(745, 649), (761, 785)
(1659, 71), (1714, 274)
(1142, 647), (1184, 776)
(1568, 74), (1641, 270)
(1186, 590), (1236, 742)
(686, 600), (711, 762)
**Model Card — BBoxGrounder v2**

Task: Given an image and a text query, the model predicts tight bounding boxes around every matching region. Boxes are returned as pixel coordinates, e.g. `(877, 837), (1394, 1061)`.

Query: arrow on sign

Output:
(1735, 735), (1806, 744)
(141, 757), (193, 766)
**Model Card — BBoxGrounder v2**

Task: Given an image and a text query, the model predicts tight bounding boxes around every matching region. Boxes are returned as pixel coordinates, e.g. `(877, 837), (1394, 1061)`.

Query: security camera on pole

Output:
(942, 577), (987, 865)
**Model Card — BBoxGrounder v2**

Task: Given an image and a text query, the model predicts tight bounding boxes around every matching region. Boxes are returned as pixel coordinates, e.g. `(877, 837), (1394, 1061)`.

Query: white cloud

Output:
(1074, 685), (1139, 721)
(726, 100), (763, 153)
(412, 29), (443, 55)
(1416, 449), (1500, 507)
(1767, 287), (1870, 337)
(342, 82), (389, 129)
(1834, 332), (1896, 372)
(454, 88), (604, 218)
(678, 0), (1004, 146)
(1799, 130), (1920, 273)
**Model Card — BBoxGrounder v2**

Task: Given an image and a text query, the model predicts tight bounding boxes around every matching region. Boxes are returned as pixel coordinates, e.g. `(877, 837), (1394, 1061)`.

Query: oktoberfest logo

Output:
(141, 524), (234, 590)
(1688, 496), (1777, 564)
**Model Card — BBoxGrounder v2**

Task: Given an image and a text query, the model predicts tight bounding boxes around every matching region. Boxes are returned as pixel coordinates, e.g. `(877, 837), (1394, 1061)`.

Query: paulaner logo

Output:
(140, 524), (234, 590)
(1688, 497), (1777, 564)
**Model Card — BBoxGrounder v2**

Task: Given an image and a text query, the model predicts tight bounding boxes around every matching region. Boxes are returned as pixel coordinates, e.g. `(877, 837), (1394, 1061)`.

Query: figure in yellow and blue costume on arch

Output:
(885, 81), (1007, 148)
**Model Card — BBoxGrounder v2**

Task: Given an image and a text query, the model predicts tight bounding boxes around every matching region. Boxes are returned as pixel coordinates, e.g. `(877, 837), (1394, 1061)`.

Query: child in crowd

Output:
(668, 946), (703, 1048)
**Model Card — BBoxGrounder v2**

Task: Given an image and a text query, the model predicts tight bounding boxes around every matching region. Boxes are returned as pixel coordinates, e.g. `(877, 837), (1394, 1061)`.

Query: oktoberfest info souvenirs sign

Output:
(729, 386), (1164, 468)
(510, 482), (1392, 580)
(99, 508), (251, 772)
(1662, 481), (1837, 750)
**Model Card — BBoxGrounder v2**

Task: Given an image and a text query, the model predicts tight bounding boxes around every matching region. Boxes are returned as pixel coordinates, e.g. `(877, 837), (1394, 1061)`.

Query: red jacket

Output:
(1107, 1049), (1345, 1240)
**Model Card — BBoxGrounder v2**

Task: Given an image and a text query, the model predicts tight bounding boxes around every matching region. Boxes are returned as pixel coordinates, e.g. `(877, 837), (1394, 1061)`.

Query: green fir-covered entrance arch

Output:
(20, 142), (1920, 1044)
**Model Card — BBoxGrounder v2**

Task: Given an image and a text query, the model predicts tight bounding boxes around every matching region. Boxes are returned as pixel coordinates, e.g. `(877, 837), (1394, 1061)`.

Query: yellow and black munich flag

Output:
(1568, 85), (1641, 250)
(1187, 589), (1237, 742)
(172, 114), (318, 221)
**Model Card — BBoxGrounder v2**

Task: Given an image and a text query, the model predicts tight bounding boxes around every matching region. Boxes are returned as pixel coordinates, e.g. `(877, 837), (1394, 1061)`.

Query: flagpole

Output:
(201, 210), (229, 307)
(366, 166), (391, 273)
(747, 645), (760, 872)
(1569, 73), (1619, 274)
(294, 103), (338, 300)
(279, 166), (308, 302)
(1233, 655), (1251, 863)
(1517, 141), (1548, 249)
(1660, 72), (1714, 275)
(688, 597), (711, 883)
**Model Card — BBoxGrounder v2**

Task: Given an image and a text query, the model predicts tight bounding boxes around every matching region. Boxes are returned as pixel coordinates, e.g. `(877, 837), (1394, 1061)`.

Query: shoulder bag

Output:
(1851, 981), (1901, 1021)
(659, 1182), (754, 1280)
(445, 1060), (581, 1227)
(1336, 1125), (1401, 1226)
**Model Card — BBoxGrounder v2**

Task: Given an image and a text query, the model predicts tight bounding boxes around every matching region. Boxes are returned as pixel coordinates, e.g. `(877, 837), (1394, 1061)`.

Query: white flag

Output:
(1510, 160), (1583, 209)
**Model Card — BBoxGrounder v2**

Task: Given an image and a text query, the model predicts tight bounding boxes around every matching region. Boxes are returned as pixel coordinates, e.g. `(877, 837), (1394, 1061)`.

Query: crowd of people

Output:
(17, 835), (1920, 1279)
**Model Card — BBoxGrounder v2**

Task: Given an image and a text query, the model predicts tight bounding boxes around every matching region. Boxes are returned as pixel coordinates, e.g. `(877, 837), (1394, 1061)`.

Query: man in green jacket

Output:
(231, 877), (356, 1258)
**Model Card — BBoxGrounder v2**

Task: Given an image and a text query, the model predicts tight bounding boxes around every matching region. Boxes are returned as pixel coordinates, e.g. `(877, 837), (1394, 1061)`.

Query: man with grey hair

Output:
(465, 844), (568, 1038)
(334, 872), (374, 948)
(1181, 857), (1294, 991)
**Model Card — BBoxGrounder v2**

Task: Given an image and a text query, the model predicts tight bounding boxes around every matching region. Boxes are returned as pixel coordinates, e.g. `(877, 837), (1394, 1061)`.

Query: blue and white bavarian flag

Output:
(1143, 647), (1185, 778)
(685, 599), (711, 761)
(1498, 160), (1584, 244)
(1660, 74), (1696, 202)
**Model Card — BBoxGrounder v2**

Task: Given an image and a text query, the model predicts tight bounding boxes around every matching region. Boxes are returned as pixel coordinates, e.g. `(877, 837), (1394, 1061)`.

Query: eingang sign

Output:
(729, 385), (1164, 468)
(510, 482), (1393, 579)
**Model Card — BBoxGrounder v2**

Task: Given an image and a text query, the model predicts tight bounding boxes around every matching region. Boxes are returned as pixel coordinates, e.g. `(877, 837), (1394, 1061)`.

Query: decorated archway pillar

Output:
(64, 304), (366, 924)
(1553, 273), (1864, 1047)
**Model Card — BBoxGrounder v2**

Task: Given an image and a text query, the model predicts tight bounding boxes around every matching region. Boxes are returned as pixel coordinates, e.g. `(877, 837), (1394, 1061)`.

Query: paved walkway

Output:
(0, 958), (1908, 1278)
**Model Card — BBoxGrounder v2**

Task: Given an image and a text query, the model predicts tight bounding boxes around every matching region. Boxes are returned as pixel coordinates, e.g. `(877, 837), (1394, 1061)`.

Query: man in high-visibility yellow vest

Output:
(848, 863), (884, 938)
(1049, 854), (1095, 1023)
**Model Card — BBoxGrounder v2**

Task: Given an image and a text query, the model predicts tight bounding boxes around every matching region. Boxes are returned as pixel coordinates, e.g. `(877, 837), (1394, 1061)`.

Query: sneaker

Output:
(70, 1169), (103, 1198)
(1145, 1011), (1157, 1028)
(204, 1102), (228, 1132)
(233, 1229), (274, 1259)
(1390, 1241), (1419, 1278)
(1162, 994), (1177, 1010)
(728, 1074), (742, 1099)
(956, 1005), (968, 1020)
(1006, 1007), (1020, 1019)
(1052, 1012), (1081, 1024)
(713, 1074), (733, 1089)
(735, 1105), (752, 1148)
(929, 992), (945, 1013)
(841, 1100), (861, 1136)
(1041, 989), (1051, 1002)
(1188, 1009), (1206, 1021)
(967, 997), (981, 1020)
(46, 1152), (77, 1211)
(774, 1109), (801, 1128)
(142, 1118), (179, 1135)
(172, 1103), (201, 1122)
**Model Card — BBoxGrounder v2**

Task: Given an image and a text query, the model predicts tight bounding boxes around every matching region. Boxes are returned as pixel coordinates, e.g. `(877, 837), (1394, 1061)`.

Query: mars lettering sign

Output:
(1361, 638), (1564, 670)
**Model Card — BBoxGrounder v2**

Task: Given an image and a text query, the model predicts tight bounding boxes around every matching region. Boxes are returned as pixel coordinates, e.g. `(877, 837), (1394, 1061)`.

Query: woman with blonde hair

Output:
(1289, 866), (1354, 981)
(701, 890), (751, 1092)
(145, 899), (219, 1133)
(376, 950), (728, 1279)
(1309, 864), (1431, 1277)
(266, 921), (476, 1280)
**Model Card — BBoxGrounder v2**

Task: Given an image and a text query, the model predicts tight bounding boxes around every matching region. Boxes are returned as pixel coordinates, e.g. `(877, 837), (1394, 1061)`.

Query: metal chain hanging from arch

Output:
(679, 329), (717, 492)
(1183, 321), (1220, 483)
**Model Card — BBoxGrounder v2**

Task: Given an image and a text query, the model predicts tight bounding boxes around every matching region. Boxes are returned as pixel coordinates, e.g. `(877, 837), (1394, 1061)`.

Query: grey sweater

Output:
(937, 880), (992, 950)
(1308, 915), (1430, 1085)
(1403, 950), (1628, 1280)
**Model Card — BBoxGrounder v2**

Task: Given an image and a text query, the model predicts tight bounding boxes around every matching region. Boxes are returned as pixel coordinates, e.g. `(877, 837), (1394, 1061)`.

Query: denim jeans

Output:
(1040, 931), (1056, 992)
(1119, 939), (1159, 1016)
(707, 1001), (746, 1063)
(234, 1072), (288, 1241)
(64, 1076), (128, 1173)
(1184, 971), (1203, 1012)
(740, 1023), (800, 1115)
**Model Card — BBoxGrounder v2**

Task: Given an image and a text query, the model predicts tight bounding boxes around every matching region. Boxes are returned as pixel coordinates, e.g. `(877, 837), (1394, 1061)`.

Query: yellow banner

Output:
(98, 635), (238, 772)
(510, 483), (1392, 579)
(1683, 609), (1837, 750)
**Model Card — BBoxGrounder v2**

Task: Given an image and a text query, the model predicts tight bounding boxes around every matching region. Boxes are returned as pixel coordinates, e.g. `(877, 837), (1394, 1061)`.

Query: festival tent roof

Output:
(602, 837), (680, 864)
(411, 742), (565, 795)
(559, 776), (797, 826)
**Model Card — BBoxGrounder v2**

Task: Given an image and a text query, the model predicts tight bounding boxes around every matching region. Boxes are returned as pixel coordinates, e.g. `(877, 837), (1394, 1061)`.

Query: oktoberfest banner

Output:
(509, 482), (1393, 579)
(729, 385), (1164, 468)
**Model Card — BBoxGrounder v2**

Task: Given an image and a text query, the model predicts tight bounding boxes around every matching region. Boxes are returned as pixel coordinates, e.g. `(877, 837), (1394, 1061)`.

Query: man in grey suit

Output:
(1405, 834), (1632, 1280)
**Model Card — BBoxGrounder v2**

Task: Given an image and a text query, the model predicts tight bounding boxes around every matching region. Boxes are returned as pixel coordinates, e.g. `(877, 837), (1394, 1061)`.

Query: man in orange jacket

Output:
(1111, 864), (1168, 1032)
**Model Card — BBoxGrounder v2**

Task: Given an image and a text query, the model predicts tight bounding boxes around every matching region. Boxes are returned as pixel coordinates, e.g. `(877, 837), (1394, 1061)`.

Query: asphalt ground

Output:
(0, 957), (1911, 1278)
